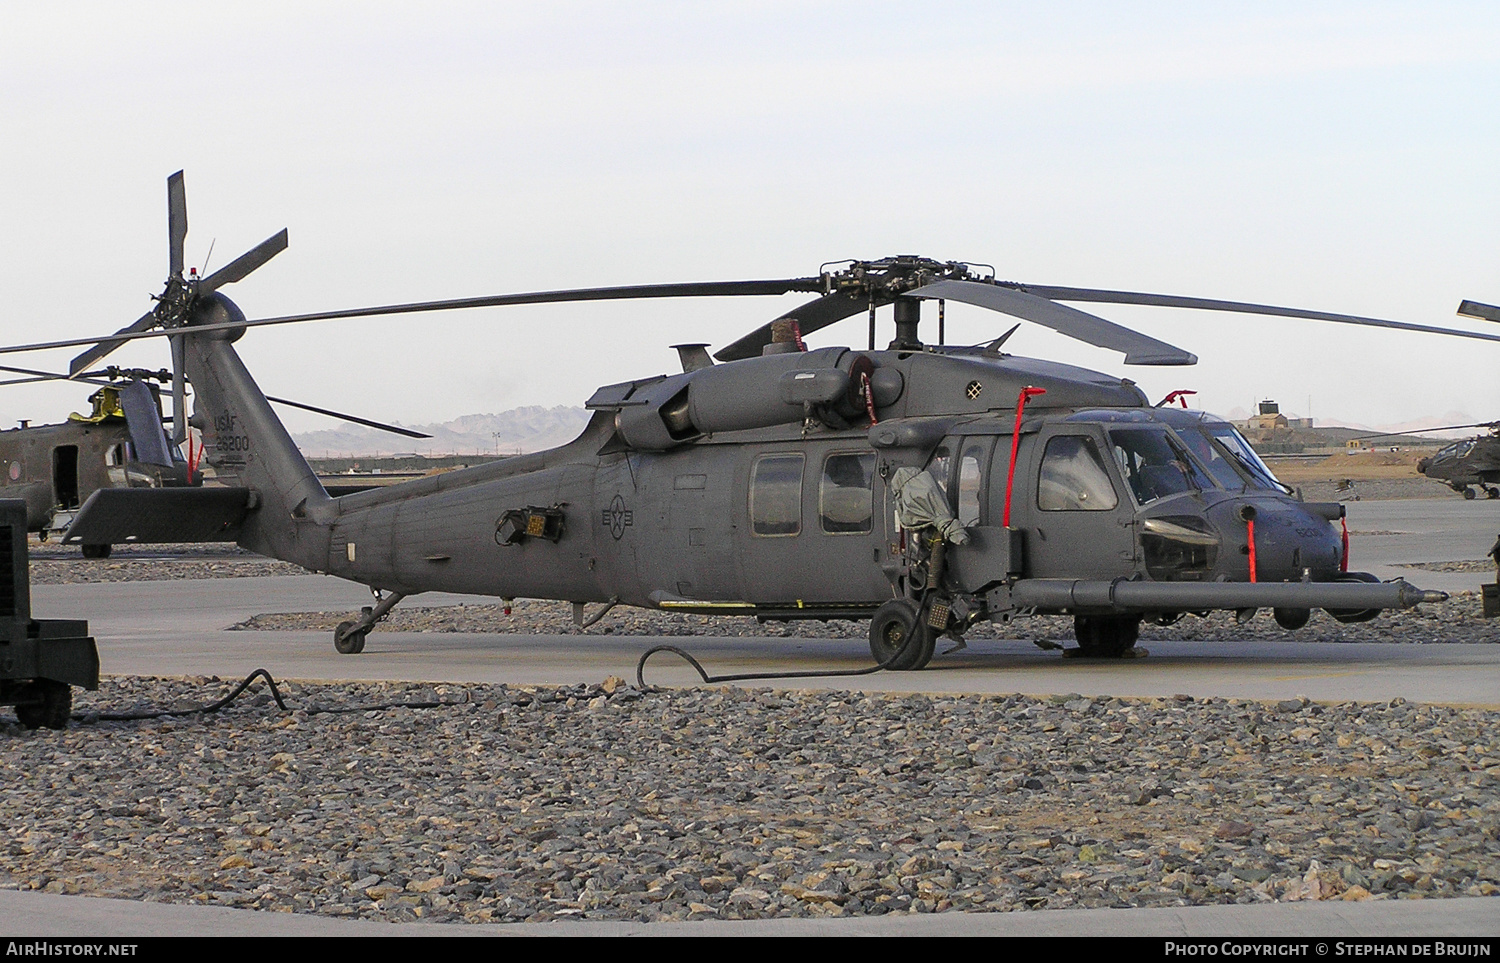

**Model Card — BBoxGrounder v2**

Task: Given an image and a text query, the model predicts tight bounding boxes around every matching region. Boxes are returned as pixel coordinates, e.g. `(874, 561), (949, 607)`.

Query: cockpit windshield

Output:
(1108, 427), (1217, 505)
(1199, 422), (1291, 493)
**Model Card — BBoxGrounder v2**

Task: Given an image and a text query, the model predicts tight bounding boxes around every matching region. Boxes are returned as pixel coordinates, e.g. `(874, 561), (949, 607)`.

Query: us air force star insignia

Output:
(603, 494), (634, 540)
(965, 380), (983, 400)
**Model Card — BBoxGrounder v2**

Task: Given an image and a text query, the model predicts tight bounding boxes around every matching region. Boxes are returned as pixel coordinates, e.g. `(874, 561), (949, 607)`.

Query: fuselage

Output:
(301, 348), (1343, 610)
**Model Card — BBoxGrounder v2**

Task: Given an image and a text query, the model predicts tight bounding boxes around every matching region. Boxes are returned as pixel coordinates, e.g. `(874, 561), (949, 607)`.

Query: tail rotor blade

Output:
(168, 171), (188, 278)
(199, 229), (288, 292)
(68, 309), (159, 377)
(170, 334), (187, 444)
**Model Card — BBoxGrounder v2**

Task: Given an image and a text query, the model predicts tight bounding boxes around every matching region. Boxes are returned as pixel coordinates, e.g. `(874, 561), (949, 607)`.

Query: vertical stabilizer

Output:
(181, 297), (334, 569)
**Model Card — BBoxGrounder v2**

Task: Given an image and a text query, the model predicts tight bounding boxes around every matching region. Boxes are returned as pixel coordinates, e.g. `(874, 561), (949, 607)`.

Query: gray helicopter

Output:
(25, 176), (1500, 669)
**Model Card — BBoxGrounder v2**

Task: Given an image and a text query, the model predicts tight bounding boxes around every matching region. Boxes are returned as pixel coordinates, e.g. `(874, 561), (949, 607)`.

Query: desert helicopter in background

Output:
(0, 364), (433, 556)
(0, 366), (192, 556)
(17, 173), (1499, 669)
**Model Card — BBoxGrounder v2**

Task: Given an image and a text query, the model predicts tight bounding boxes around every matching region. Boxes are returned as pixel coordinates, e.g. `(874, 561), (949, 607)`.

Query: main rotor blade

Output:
(908, 280), (1198, 365)
(168, 170), (187, 278)
(265, 396), (432, 439)
(198, 229), (288, 292)
(67, 309), (158, 377)
(1339, 421), (1499, 442)
(11, 278), (828, 362)
(1459, 300), (1500, 323)
(213, 277), (827, 326)
(714, 290), (878, 361)
(1012, 284), (1500, 345)
(0, 362), (113, 387)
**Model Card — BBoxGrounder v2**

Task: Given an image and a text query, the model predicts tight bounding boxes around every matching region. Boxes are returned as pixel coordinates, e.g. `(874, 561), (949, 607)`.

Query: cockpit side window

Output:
(1039, 435), (1119, 511)
(1203, 423), (1291, 493)
(1109, 427), (1215, 505)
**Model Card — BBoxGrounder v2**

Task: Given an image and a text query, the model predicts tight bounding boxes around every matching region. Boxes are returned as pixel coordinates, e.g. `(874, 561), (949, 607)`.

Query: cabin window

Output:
(750, 453), (804, 536)
(926, 446), (951, 497)
(1108, 427), (1215, 505)
(958, 443), (985, 526)
(819, 452), (875, 534)
(1038, 435), (1118, 511)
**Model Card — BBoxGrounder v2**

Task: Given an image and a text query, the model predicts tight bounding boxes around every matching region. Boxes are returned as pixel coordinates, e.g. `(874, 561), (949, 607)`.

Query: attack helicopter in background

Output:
(1342, 300), (1500, 501)
(1417, 422), (1500, 499)
(16, 173), (1500, 669)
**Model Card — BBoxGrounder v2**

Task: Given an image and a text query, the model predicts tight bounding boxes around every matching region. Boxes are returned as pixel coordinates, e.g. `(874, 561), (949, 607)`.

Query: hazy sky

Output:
(1, 1), (1496, 434)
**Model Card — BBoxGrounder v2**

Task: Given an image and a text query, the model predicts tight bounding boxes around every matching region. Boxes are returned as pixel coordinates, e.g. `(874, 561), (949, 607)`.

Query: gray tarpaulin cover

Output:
(889, 467), (969, 545)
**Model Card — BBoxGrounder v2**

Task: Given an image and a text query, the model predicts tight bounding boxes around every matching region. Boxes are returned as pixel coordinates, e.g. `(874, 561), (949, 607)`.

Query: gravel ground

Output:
(11, 537), (1497, 925)
(228, 592), (1500, 646)
(29, 543), (305, 584)
(2, 677), (1497, 922)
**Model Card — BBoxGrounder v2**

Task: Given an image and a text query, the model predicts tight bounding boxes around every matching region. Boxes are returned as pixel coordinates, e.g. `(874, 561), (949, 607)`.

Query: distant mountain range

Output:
(292, 405), (592, 458)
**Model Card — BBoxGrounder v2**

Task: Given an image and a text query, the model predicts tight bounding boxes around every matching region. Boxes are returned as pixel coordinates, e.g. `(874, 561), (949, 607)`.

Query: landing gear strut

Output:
(333, 591), (408, 654)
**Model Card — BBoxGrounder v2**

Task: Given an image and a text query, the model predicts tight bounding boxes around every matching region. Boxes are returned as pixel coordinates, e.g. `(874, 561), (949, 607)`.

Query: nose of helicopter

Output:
(1208, 499), (1344, 582)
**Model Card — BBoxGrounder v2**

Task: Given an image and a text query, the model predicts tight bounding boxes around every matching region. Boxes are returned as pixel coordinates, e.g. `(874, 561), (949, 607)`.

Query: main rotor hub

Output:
(819, 256), (992, 300)
(152, 274), (199, 328)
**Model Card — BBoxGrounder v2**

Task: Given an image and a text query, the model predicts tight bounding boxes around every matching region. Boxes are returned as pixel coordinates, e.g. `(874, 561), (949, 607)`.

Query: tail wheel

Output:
(334, 621), (366, 655)
(869, 600), (936, 671)
(1072, 615), (1140, 658)
(15, 680), (71, 730)
(1326, 571), (1382, 624)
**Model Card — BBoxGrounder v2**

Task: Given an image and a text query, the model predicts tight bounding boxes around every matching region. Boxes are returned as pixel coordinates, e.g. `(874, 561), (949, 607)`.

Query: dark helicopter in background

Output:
(1417, 421), (1500, 499)
(15, 173), (1500, 669)
(1346, 301), (1500, 500)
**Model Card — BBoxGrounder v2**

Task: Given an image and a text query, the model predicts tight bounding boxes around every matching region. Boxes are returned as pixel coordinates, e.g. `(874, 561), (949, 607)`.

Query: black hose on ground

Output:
(75, 668), (468, 724)
(635, 641), (914, 689)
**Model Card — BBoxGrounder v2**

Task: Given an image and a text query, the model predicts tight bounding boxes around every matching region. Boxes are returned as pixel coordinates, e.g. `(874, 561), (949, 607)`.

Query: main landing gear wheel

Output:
(80, 544), (111, 559)
(1072, 615), (1140, 658)
(1463, 487), (1477, 500)
(1487, 487), (1499, 500)
(15, 680), (71, 730)
(1326, 571), (1382, 625)
(869, 599), (937, 671)
(334, 621), (366, 655)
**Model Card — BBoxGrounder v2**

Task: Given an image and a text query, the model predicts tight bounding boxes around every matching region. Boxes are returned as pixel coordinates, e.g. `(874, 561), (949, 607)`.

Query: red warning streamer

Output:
(1247, 517), (1258, 583)
(1340, 515), (1350, 573)
(1003, 386), (1047, 528)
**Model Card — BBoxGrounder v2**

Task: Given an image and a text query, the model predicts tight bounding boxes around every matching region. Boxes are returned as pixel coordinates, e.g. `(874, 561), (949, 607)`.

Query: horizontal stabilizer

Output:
(62, 488), (254, 545)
